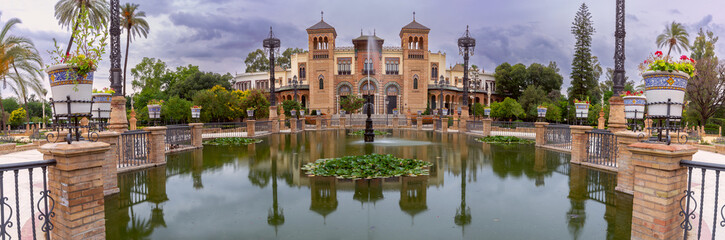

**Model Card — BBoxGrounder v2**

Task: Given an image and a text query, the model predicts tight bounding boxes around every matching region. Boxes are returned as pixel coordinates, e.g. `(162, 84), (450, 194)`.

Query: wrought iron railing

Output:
(120, 130), (150, 168)
(679, 160), (725, 240)
(296, 119), (303, 130)
(202, 122), (247, 138)
(166, 125), (192, 150)
(435, 119), (442, 130)
(0, 159), (56, 240)
(586, 130), (618, 168)
(255, 121), (271, 133)
(544, 124), (571, 150)
(467, 120), (483, 132)
(586, 168), (618, 206)
(492, 121), (535, 129)
(320, 119), (328, 129)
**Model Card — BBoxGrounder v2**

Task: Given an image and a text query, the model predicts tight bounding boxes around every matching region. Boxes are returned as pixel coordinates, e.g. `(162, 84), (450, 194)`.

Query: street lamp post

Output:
(458, 26), (476, 118)
(436, 75), (448, 121)
(264, 27), (281, 107)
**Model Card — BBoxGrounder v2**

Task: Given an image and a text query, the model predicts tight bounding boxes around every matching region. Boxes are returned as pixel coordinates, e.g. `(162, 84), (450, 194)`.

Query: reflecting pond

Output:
(105, 130), (632, 239)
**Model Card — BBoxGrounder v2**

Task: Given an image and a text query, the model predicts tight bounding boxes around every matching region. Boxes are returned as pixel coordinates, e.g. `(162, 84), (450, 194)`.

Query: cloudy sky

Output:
(1, 0), (724, 98)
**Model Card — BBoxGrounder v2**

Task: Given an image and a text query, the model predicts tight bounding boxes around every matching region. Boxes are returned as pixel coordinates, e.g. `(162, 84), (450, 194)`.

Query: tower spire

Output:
(321, 11), (324, 21)
(413, 11), (416, 21)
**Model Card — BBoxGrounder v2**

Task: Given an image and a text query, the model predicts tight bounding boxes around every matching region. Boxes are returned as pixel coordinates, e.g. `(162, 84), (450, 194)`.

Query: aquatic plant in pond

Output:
(204, 137), (262, 145)
(476, 136), (534, 144)
(301, 154), (432, 179)
(348, 130), (390, 136)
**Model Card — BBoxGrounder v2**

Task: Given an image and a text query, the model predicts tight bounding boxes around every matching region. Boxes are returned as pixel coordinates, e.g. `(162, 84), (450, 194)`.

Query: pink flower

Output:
(690, 59), (695, 63)
(680, 55), (688, 60)
(655, 51), (663, 57)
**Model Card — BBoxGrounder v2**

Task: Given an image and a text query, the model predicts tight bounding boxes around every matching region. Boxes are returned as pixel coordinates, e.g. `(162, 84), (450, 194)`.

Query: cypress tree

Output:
(568, 3), (596, 103)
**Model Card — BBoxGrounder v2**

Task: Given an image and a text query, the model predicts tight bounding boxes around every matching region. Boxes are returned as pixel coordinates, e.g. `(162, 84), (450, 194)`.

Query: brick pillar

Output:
(598, 109), (606, 129)
(189, 123), (203, 148)
(300, 118), (306, 131)
(608, 96), (627, 133)
(270, 117), (279, 133)
(145, 126), (167, 165)
(290, 119), (297, 132)
(482, 118), (492, 136)
(628, 143), (697, 240)
(417, 117), (423, 131)
(442, 118), (448, 133)
(614, 131), (647, 195)
(128, 108), (137, 131)
(40, 142), (110, 240)
(316, 116), (322, 130)
(535, 122), (549, 147)
(393, 116), (399, 128)
(247, 120), (256, 137)
(326, 115), (332, 128)
(451, 116), (458, 130)
(460, 115), (468, 132)
(570, 125), (593, 164)
(108, 96), (128, 133)
(96, 131), (120, 195)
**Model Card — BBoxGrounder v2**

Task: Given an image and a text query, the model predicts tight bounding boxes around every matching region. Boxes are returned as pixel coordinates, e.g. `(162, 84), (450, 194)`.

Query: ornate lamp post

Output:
(607, 0), (628, 133)
(458, 26), (475, 118)
(435, 75), (448, 120)
(264, 27), (281, 107)
(289, 75), (299, 102)
(107, 0), (128, 133)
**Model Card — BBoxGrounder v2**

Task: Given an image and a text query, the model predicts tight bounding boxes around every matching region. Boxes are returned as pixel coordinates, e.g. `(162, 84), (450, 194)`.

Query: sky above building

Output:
(1, 0), (724, 98)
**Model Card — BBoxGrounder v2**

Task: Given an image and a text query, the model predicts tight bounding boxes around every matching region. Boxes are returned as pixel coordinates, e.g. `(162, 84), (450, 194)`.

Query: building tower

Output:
(306, 12), (337, 114)
(400, 13), (430, 113)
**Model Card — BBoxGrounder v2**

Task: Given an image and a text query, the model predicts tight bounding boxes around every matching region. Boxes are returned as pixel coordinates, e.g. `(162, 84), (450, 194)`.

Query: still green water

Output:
(105, 130), (632, 240)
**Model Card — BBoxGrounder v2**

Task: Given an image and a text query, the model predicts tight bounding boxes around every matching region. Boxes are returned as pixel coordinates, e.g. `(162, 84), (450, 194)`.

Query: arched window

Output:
(413, 75), (419, 90)
(340, 85), (351, 96)
(324, 36), (328, 49)
(419, 38), (424, 49)
(408, 36), (413, 49)
(319, 76), (324, 89)
(431, 65), (438, 78)
(313, 37), (318, 50)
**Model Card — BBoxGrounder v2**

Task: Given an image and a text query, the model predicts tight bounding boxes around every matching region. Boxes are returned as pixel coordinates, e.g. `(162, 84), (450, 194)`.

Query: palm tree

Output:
(0, 18), (44, 133)
(54, 0), (110, 55)
(121, 3), (150, 96)
(656, 21), (690, 58)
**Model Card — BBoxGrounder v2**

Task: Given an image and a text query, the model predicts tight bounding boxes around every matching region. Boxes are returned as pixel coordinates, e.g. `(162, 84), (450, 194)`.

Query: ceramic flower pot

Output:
(575, 103), (589, 118)
(147, 105), (161, 119)
(442, 109), (449, 115)
(643, 71), (688, 118)
(484, 108), (491, 116)
(290, 110), (297, 117)
(247, 110), (255, 117)
(191, 108), (201, 119)
(91, 93), (111, 119)
(537, 107), (547, 118)
(47, 64), (94, 116)
(623, 96), (646, 119)
(393, 110), (399, 116)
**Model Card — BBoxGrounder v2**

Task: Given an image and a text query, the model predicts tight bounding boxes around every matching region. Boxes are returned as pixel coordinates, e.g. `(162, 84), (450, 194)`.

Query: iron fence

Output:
(166, 125), (192, 150)
(467, 120), (483, 132)
(255, 121), (271, 133)
(120, 130), (150, 168)
(586, 168), (617, 206)
(544, 124), (571, 150)
(321, 119), (328, 129)
(0, 159), (56, 240)
(492, 121), (535, 129)
(586, 130), (618, 168)
(296, 119), (304, 130)
(202, 122), (247, 138)
(435, 119), (442, 130)
(679, 160), (725, 240)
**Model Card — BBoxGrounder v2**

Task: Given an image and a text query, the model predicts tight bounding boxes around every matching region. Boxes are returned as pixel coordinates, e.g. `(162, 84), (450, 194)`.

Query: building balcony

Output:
(361, 69), (375, 75)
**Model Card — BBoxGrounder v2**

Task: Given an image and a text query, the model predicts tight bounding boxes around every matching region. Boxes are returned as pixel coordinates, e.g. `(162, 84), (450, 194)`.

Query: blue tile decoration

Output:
(643, 73), (687, 91)
(92, 95), (112, 103)
(623, 98), (646, 106)
(48, 68), (94, 87)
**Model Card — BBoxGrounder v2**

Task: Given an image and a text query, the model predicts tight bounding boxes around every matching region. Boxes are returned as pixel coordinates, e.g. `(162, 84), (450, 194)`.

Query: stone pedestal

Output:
(535, 122), (549, 147)
(441, 118), (448, 133)
(40, 141), (110, 240)
(598, 109), (606, 129)
(416, 117), (423, 131)
(614, 131), (646, 195)
(80, 117), (89, 136)
(269, 106), (278, 120)
(291, 119), (298, 132)
(189, 123), (203, 148)
(129, 108), (137, 131)
(460, 115), (468, 132)
(570, 125), (594, 164)
(406, 117), (412, 128)
(482, 118), (492, 136)
(628, 143), (697, 240)
(145, 126), (167, 165)
(451, 116), (458, 130)
(316, 116), (322, 130)
(340, 117), (346, 129)
(393, 117), (399, 128)
(108, 96), (128, 133)
(300, 118), (306, 131)
(270, 117), (279, 133)
(607, 96), (626, 133)
(96, 132), (121, 196)
(460, 106), (470, 119)
(247, 120), (256, 137)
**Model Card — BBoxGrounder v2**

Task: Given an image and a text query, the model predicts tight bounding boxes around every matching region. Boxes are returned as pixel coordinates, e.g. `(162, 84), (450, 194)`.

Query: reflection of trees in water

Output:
(106, 165), (169, 240)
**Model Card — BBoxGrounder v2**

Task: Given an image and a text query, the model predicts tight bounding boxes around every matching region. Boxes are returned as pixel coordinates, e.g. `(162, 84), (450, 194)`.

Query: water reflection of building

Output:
(310, 177), (338, 221)
(400, 176), (428, 220)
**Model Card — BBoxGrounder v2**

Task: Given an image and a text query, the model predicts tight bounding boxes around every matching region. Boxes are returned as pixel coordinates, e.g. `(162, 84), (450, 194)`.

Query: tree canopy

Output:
(568, 3), (597, 104)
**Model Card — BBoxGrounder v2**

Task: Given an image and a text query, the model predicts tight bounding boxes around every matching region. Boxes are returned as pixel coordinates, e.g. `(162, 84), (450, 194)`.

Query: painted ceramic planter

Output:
(91, 93), (112, 119)
(484, 108), (491, 116)
(393, 110), (399, 116)
(290, 110), (297, 117)
(300, 110), (305, 117)
(643, 71), (688, 118)
(148, 105), (161, 119)
(537, 107), (547, 118)
(191, 108), (201, 119)
(46, 64), (94, 116)
(247, 110), (255, 117)
(442, 109), (449, 115)
(623, 96), (646, 119)
(575, 103), (589, 118)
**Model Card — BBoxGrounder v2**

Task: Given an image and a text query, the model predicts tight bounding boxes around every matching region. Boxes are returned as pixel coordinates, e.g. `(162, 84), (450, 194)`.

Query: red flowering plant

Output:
(92, 87), (115, 94)
(620, 90), (644, 97)
(48, 7), (108, 83)
(638, 51), (696, 77)
(573, 98), (590, 104)
(191, 106), (202, 109)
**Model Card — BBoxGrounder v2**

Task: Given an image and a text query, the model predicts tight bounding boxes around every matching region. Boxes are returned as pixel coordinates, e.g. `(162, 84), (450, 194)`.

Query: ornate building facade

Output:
(234, 15), (502, 114)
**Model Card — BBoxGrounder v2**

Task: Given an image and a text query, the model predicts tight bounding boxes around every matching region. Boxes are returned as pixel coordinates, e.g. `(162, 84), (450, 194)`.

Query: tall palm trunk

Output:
(123, 28), (131, 96)
(65, 22), (80, 56)
(0, 78), (5, 134)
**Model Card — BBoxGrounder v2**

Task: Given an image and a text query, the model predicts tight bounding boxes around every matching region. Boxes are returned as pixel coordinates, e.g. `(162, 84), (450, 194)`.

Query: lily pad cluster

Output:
(302, 154), (432, 179)
(204, 137), (261, 145)
(348, 130), (390, 136)
(476, 136), (534, 144)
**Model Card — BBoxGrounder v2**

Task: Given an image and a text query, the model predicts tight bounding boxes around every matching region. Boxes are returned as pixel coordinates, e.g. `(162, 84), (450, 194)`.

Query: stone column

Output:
(442, 118), (448, 133)
(417, 117), (423, 131)
(96, 131), (121, 195)
(535, 122), (549, 147)
(628, 143), (697, 240)
(570, 125), (593, 164)
(482, 118), (492, 136)
(598, 109), (606, 129)
(300, 118), (306, 131)
(340, 117), (346, 130)
(316, 116), (322, 130)
(247, 120), (256, 137)
(128, 108), (137, 131)
(291, 118), (297, 132)
(145, 126), (167, 165)
(40, 141), (110, 240)
(393, 116), (399, 128)
(614, 131), (646, 195)
(607, 96), (626, 133)
(189, 123), (203, 148)
(460, 115), (468, 132)
(108, 96), (128, 133)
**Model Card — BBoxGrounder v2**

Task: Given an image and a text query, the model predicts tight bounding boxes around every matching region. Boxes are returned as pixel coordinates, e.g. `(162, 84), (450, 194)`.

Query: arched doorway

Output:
(360, 82), (376, 114)
(301, 95), (307, 108)
(385, 85), (399, 114)
(338, 84), (351, 112)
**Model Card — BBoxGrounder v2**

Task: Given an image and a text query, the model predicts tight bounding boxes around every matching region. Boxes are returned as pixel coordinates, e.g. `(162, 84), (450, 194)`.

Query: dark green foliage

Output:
(348, 130), (390, 136)
(277, 48), (306, 69)
(340, 95), (364, 114)
(162, 96), (192, 122)
(205, 137), (262, 145)
(168, 71), (233, 100)
(281, 100), (302, 117)
(244, 49), (269, 73)
(1, 98), (20, 114)
(476, 136), (534, 144)
(301, 154), (432, 179)
(192, 86), (243, 122)
(491, 97), (525, 120)
(494, 62), (563, 100)
(519, 85), (548, 121)
(241, 90), (270, 119)
(568, 3), (598, 105)
(472, 102), (485, 118)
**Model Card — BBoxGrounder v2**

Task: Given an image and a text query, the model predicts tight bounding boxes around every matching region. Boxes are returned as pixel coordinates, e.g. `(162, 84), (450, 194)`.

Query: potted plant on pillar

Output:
(537, 105), (548, 119)
(91, 88), (114, 119)
(247, 107), (256, 119)
(573, 98), (590, 119)
(484, 107), (491, 118)
(191, 106), (202, 119)
(147, 99), (163, 120)
(392, 108), (399, 116)
(622, 90), (646, 119)
(638, 51), (695, 118)
(47, 7), (108, 117)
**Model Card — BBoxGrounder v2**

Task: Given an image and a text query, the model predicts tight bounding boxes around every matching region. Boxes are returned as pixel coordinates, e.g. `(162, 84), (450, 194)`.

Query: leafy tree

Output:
(281, 100), (302, 117)
(543, 102), (563, 122)
(244, 49), (269, 73)
(491, 97), (524, 121)
(192, 85), (243, 122)
(54, 0), (109, 55)
(656, 21), (690, 58)
(168, 71), (233, 100)
(121, 3), (150, 96)
(26, 101), (51, 120)
(277, 48), (306, 69)
(690, 28), (719, 61)
(130, 57), (167, 92)
(161, 96), (192, 122)
(519, 85), (548, 121)
(526, 63), (563, 96)
(1, 98), (19, 114)
(686, 57), (725, 125)
(494, 62), (527, 99)
(472, 102), (485, 119)
(340, 95), (365, 114)
(9, 107), (26, 127)
(568, 3), (597, 106)
(162, 64), (200, 92)
(240, 89), (270, 119)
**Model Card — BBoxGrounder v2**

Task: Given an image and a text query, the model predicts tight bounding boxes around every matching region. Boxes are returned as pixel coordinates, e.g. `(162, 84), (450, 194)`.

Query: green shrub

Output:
(301, 154), (432, 179)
